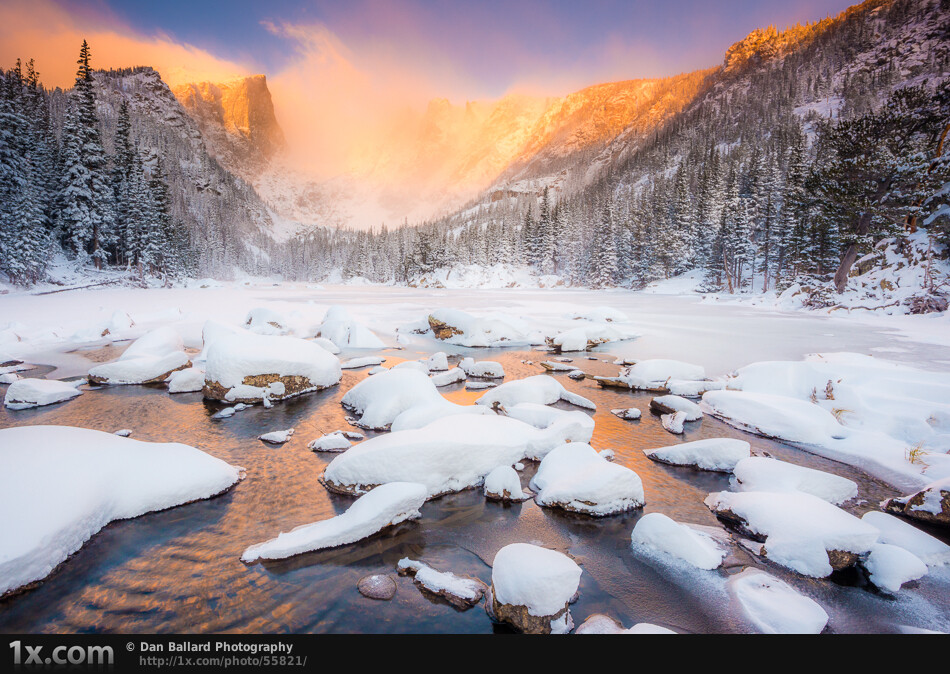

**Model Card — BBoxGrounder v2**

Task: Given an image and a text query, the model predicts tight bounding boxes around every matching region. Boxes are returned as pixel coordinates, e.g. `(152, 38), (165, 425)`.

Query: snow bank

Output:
(490, 543), (582, 634)
(630, 513), (727, 570)
(204, 331), (341, 403)
(315, 306), (385, 349)
(242, 482), (426, 562)
(459, 357), (505, 378)
(728, 568), (828, 634)
(644, 438), (750, 472)
(861, 511), (950, 566)
(323, 414), (589, 498)
(569, 306), (629, 323)
(702, 390), (846, 445)
(862, 543), (928, 593)
(731, 457), (857, 504)
(0, 425), (242, 596)
(475, 375), (595, 410)
(121, 326), (184, 360)
(706, 490), (879, 577)
(4, 378), (82, 410)
(530, 443), (644, 515)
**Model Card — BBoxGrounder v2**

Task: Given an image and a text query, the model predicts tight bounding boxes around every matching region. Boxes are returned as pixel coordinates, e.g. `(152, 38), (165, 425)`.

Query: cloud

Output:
(0, 0), (250, 89)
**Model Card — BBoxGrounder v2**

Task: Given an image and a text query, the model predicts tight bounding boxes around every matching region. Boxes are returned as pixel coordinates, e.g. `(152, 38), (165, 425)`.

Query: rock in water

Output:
(357, 574), (397, 600)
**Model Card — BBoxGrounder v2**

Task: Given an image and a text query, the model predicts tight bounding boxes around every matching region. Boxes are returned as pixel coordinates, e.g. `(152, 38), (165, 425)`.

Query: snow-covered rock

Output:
(315, 306), (385, 349)
(203, 331), (341, 403)
(88, 327), (191, 385)
(340, 356), (385, 369)
(120, 326), (184, 360)
(667, 379), (726, 397)
(244, 307), (288, 334)
(341, 368), (442, 430)
(728, 568), (829, 634)
(490, 543), (582, 634)
(605, 359), (707, 391)
(427, 309), (534, 347)
(503, 402), (595, 443)
(883, 478), (950, 527)
(323, 414), (589, 498)
(241, 482), (427, 562)
(861, 511), (950, 566)
(0, 425), (242, 597)
(731, 457), (858, 505)
(575, 615), (677, 634)
(430, 367), (466, 387)
(702, 390), (847, 445)
(459, 357), (505, 379)
(483, 465), (528, 502)
(611, 407), (642, 420)
(3, 378), (83, 410)
(397, 558), (488, 609)
(651, 395), (703, 421)
(570, 306), (629, 323)
(548, 323), (638, 352)
(862, 543), (928, 593)
(705, 490), (879, 577)
(259, 428), (295, 444)
(167, 367), (205, 393)
(425, 352), (449, 371)
(307, 432), (353, 452)
(475, 375), (595, 410)
(661, 411), (688, 434)
(530, 443), (644, 516)
(644, 438), (750, 472)
(630, 513), (727, 570)
(0, 372), (20, 384)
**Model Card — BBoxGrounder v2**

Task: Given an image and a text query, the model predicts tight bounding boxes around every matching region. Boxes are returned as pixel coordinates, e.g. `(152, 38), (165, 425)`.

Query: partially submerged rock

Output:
(611, 408), (642, 420)
(650, 395), (702, 420)
(882, 478), (950, 528)
(88, 327), (191, 385)
(475, 374), (595, 410)
(459, 357), (505, 379)
(728, 568), (829, 634)
(308, 432), (353, 452)
(483, 465), (529, 502)
(644, 438), (750, 473)
(490, 543), (582, 634)
(661, 411), (688, 434)
(357, 574), (396, 600)
(4, 378), (83, 410)
(259, 428), (294, 444)
(397, 558), (488, 609)
(861, 511), (950, 566)
(861, 543), (928, 593)
(630, 513), (727, 570)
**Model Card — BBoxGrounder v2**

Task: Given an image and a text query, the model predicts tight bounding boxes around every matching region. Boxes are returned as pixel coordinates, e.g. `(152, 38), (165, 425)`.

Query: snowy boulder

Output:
(391, 360), (429, 373)
(490, 543), (582, 634)
(307, 432), (353, 452)
(323, 414), (589, 498)
(427, 309), (531, 347)
(0, 372), (20, 384)
(88, 327), (191, 385)
(484, 465), (529, 502)
(861, 511), (950, 566)
(0, 425), (242, 597)
(167, 367), (205, 394)
(661, 411), (688, 434)
(259, 429), (294, 444)
(861, 543), (928, 593)
(728, 568), (829, 634)
(4, 378), (83, 410)
(702, 390), (847, 445)
(547, 323), (638, 353)
(731, 457), (858, 505)
(611, 408), (642, 421)
(425, 352), (449, 372)
(430, 367), (466, 387)
(389, 398), (494, 432)
(630, 513), (727, 570)
(575, 615), (677, 634)
(475, 375), (595, 410)
(245, 307), (288, 334)
(342, 368), (439, 430)
(459, 357), (505, 379)
(503, 402), (595, 443)
(315, 306), (385, 349)
(530, 443), (644, 516)
(706, 490), (880, 577)
(644, 438), (750, 473)
(241, 482), (427, 562)
(397, 558), (488, 609)
(882, 478), (950, 528)
(650, 395), (703, 421)
(203, 331), (341, 403)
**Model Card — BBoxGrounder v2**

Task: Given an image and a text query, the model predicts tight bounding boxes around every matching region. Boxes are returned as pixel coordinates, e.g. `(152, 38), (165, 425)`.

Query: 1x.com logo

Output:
(10, 641), (114, 666)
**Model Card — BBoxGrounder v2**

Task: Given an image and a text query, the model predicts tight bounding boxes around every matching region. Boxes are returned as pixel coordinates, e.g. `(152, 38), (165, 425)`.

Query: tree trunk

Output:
(833, 211), (873, 293)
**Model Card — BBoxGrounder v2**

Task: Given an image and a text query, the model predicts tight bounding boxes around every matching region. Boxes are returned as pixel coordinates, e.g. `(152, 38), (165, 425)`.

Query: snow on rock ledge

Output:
(0, 425), (243, 597)
(323, 414), (589, 498)
(490, 543), (582, 634)
(882, 478), (950, 528)
(241, 482), (426, 562)
(530, 443), (644, 516)
(4, 378), (83, 410)
(203, 331), (341, 403)
(644, 438), (750, 472)
(728, 568), (829, 634)
(397, 558), (488, 609)
(706, 490), (879, 577)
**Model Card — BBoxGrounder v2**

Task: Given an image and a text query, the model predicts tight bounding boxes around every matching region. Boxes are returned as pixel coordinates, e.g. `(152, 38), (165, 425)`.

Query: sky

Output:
(0, 0), (859, 176)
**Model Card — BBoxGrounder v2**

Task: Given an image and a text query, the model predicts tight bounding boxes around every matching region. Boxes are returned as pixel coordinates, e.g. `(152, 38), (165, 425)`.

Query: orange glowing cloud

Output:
(0, 0), (250, 89)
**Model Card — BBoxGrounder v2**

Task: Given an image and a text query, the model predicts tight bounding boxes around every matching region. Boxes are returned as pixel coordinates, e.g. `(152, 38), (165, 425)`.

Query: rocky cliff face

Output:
(173, 75), (286, 178)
